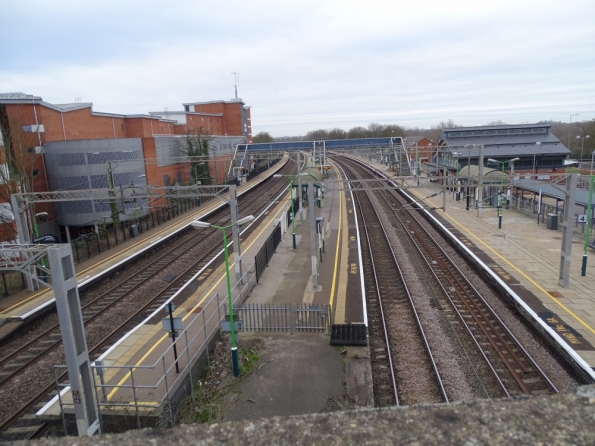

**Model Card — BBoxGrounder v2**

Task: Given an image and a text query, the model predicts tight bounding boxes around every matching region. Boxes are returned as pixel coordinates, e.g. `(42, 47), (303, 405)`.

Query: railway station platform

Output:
(356, 155), (595, 372)
(34, 155), (365, 433)
(0, 160), (289, 334)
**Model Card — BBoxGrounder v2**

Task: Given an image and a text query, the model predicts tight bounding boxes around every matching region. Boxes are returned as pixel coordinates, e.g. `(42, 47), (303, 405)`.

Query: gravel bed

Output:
(369, 192), (475, 402)
(413, 208), (579, 392)
(341, 156), (579, 408)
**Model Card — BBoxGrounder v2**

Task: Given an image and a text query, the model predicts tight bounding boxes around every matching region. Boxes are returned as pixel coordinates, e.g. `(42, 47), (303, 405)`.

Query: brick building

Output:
(0, 93), (250, 242)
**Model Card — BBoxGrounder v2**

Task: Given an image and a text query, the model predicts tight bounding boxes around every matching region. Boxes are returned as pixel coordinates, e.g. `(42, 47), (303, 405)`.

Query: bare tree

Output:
(327, 128), (347, 139)
(347, 126), (368, 139)
(304, 129), (329, 141)
(252, 131), (274, 143)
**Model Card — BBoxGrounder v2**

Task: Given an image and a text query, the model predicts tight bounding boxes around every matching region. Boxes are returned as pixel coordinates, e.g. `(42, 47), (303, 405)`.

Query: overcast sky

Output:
(1, 0), (594, 136)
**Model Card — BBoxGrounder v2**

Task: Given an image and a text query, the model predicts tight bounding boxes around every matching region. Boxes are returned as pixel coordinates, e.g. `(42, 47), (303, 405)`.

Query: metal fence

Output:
(53, 259), (260, 434)
(70, 197), (206, 265)
(0, 198), (208, 299)
(254, 223), (282, 284)
(230, 303), (330, 334)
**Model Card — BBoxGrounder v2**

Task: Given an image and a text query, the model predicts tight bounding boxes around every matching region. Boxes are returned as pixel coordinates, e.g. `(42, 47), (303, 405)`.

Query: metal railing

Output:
(53, 262), (259, 433)
(229, 303), (330, 334)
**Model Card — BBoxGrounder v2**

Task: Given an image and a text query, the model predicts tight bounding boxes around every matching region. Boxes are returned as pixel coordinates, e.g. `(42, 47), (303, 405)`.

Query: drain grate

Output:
(330, 324), (367, 346)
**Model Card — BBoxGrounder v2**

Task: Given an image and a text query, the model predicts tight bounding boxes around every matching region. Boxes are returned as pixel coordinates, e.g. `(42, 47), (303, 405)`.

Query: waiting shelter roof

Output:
(513, 178), (595, 208)
(456, 165), (506, 184)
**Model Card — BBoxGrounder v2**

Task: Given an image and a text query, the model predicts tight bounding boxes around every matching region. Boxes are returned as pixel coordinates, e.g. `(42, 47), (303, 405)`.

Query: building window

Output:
(27, 147), (36, 154)
(121, 124), (125, 131)
(32, 169), (40, 177)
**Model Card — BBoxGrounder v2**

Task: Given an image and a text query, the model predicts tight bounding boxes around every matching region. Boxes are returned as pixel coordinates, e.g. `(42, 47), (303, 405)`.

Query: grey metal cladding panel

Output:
(155, 136), (186, 167)
(52, 176), (90, 191)
(45, 138), (142, 154)
(90, 175), (108, 189)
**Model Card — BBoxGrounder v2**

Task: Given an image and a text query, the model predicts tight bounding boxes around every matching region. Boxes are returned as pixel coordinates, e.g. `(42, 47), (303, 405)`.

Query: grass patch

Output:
(175, 337), (264, 426)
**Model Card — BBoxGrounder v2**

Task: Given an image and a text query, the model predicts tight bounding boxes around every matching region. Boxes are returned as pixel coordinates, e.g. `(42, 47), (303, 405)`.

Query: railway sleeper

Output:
(4, 425), (41, 435)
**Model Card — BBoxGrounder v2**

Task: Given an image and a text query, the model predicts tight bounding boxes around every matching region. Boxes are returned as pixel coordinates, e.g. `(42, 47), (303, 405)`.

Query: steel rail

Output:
(340, 158), (449, 404)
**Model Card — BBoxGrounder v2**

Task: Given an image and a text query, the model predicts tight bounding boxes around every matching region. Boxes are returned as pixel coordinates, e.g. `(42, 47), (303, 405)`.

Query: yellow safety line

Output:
(328, 161), (343, 313)
(1, 201), (224, 314)
(107, 202), (287, 400)
(410, 189), (595, 336)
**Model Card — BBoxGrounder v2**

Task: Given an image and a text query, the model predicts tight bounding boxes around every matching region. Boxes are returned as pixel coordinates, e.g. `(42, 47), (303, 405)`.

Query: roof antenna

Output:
(231, 71), (239, 99)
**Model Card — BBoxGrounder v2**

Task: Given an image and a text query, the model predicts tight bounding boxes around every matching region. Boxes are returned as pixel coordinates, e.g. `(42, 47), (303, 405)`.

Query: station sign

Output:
(221, 320), (244, 332)
(577, 215), (587, 223)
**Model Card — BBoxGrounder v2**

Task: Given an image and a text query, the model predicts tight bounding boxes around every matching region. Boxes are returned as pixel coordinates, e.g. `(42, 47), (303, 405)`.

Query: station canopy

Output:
(456, 165), (507, 184)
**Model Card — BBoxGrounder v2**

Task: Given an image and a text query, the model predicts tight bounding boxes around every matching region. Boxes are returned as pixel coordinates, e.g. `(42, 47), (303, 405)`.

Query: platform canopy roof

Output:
(456, 165), (505, 184)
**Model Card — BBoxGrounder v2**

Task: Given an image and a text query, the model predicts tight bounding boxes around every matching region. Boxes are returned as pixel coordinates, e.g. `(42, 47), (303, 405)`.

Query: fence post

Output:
(202, 310), (209, 365)
(185, 330), (193, 390)
(130, 367), (141, 430)
(2, 271), (7, 297)
(290, 303), (295, 335)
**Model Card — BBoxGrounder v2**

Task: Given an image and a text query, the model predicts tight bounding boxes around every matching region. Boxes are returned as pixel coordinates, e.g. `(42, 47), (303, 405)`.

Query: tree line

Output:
(252, 118), (595, 160)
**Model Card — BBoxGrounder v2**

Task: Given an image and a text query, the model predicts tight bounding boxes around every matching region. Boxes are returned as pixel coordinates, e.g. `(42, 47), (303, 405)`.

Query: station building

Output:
(435, 123), (571, 175)
(0, 93), (251, 243)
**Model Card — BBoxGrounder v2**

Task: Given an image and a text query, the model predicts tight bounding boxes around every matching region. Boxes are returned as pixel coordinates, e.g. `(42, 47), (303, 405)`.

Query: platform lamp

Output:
(191, 215), (255, 377)
(582, 169), (594, 276)
(583, 150), (595, 276)
(453, 152), (460, 201)
(534, 142), (541, 176)
(132, 175), (146, 224)
(577, 135), (590, 163)
(488, 158), (519, 229)
(274, 173), (298, 249)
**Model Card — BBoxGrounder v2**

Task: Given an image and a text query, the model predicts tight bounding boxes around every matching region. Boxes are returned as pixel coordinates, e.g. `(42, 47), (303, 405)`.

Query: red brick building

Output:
(0, 93), (251, 242)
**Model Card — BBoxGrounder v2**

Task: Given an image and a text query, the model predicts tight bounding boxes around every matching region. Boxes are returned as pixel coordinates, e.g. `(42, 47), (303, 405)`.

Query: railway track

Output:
(0, 156), (301, 441)
(337, 161), (448, 406)
(334, 155), (559, 405)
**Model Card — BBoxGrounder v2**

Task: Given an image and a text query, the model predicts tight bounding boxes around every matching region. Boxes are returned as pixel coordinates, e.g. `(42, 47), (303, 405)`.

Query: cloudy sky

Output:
(1, 0), (594, 136)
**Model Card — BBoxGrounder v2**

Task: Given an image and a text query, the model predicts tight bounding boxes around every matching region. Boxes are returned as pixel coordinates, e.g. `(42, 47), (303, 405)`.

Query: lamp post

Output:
(591, 151), (595, 176)
(131, 175), (146, 224)
(194, 162), (213, 184)
(191, 215), (255, 377)
(568, 114), (579, 153)
(534, 142), (541, 176)
(577, 135), (591, 163)
(453, 152), (460, 201)
(274, 173), (298, 249)
(487, 158), (519, 228)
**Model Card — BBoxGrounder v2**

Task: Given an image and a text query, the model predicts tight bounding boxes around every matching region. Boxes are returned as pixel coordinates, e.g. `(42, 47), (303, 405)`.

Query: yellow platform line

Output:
(411, 189), (595, 337)
(106, 202), (287, 401)
(328, 161), (343, 320)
